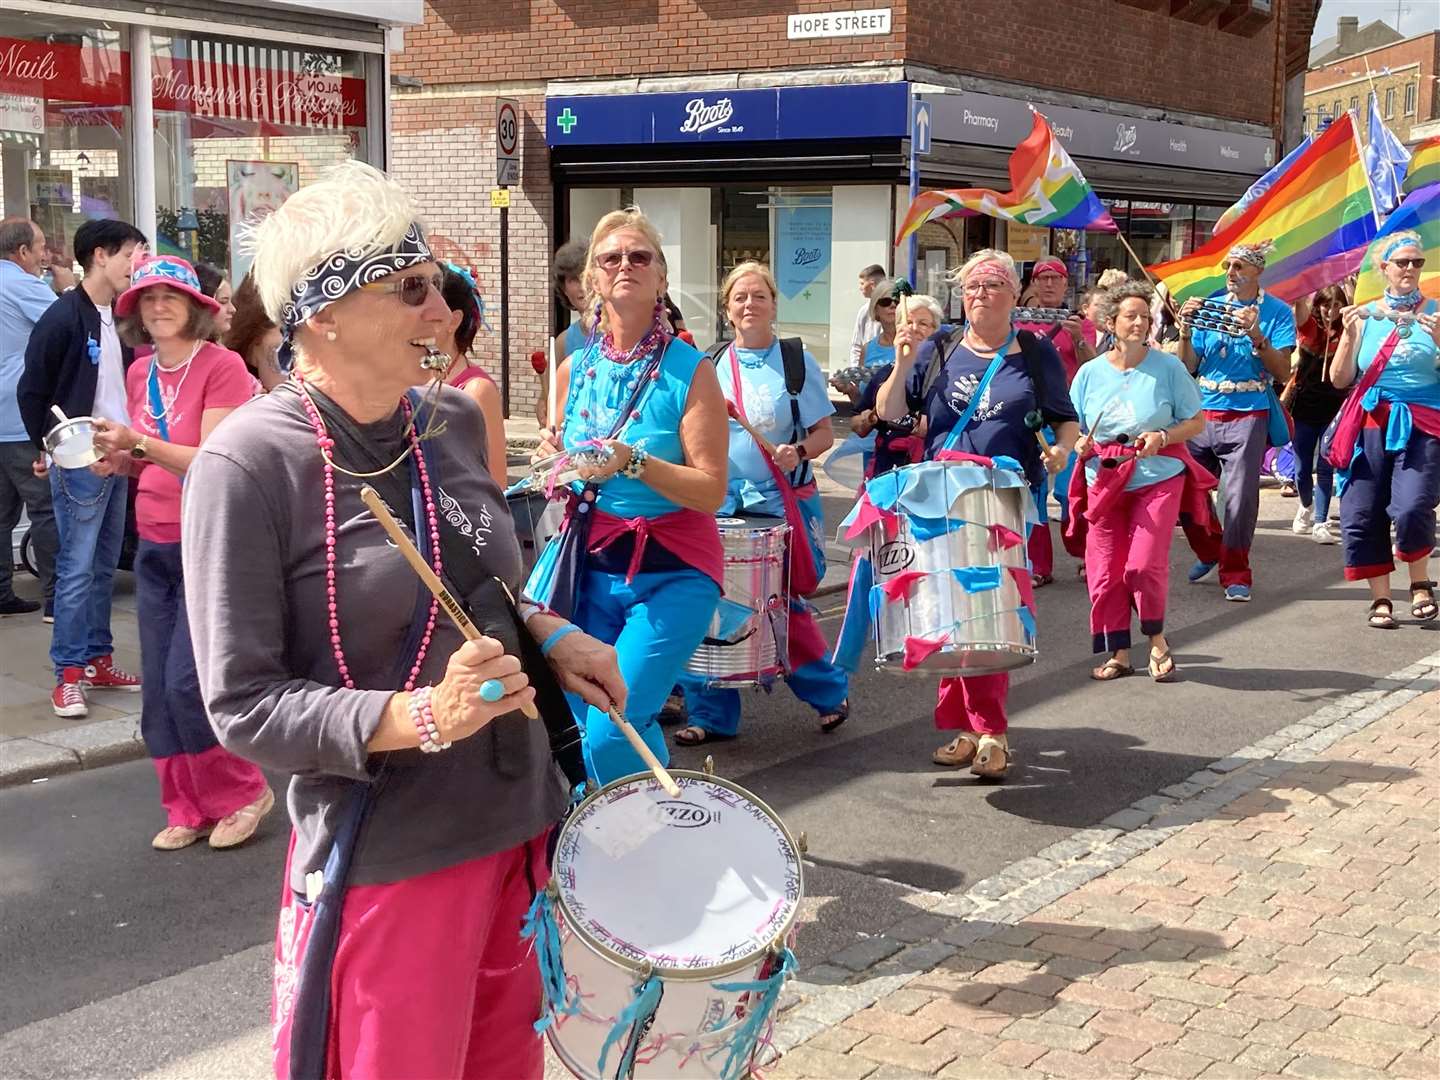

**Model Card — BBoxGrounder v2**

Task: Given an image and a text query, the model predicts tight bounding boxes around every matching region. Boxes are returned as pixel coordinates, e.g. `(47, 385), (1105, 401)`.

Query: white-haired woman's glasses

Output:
(359, 270), (444, 307)
(964, 279), (1010, 296)
(596, 249), (655, 272)
(1389, 257), (1426, 270)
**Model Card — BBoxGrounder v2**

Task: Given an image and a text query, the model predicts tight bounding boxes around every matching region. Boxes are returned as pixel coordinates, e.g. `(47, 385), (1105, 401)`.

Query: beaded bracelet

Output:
(541, 622), (580, 657)
(408, 685), (452, 754)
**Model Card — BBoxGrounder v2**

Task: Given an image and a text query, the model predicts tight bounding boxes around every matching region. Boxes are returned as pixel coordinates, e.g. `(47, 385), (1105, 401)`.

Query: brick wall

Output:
(1304, 33), (1439, 144)
(390, 92), (553, 418)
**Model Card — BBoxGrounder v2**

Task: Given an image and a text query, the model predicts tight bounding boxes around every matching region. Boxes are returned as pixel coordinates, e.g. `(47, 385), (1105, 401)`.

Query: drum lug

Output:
(702, 754), (716, 777)
(797, 831), (808, 855)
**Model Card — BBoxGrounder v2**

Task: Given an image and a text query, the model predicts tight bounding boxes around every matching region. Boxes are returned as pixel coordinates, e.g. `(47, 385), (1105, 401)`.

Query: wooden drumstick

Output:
(607, 707), (681, 797)
(359, 485), (539, 721)
(726, 400), (782, 461)
(897, 293), (913, 362)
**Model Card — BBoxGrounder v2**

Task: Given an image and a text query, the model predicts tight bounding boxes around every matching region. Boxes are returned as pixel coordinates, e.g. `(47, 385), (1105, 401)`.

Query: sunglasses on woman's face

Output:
(360, 271), (444, 306)
(874, 297), (897, 308)
(1391, 257), (1426, 269)
(596, 249), (655, 272)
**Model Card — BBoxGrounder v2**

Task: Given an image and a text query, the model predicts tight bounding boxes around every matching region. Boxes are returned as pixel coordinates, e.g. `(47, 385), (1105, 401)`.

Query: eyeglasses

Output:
(963, 280), (1009, 296)
(1391, 257), (1426, 269)
(596, 249), (655, 272)
(360, 271), (443, 306)
(874, 297), (897, 308)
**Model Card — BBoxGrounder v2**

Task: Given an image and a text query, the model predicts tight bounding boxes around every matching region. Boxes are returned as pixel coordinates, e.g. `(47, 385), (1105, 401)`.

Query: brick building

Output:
(1303, 26), (1440, 148)
(391, 1), (1320, 414)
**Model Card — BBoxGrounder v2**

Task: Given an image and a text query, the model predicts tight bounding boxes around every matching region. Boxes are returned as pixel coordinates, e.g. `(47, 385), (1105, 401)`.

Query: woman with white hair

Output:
(852, 292), (943, 476)
(180, 160), (626, 1078)
(876, 249), (1078, 778)
(1328, 229), (1440, 629)
(529, 207), (728, 781)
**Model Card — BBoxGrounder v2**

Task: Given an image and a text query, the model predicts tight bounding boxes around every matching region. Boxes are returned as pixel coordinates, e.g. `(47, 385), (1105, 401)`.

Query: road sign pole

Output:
(495, 98), (520, 418)
(908, 97), (920, 287)
(500, 191), (510, 417)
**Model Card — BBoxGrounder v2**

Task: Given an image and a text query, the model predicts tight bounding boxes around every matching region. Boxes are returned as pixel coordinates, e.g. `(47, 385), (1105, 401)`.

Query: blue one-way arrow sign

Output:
(913, 99), (932, 155)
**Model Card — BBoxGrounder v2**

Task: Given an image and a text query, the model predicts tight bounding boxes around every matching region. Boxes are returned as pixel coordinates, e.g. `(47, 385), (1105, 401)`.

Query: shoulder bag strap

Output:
(939, 330), (1016, 453)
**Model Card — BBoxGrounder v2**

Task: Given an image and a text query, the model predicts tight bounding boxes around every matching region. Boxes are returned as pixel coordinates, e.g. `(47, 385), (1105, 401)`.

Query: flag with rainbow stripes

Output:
(1352, 183), (1440, 305)
(1403, 136), (1440, 195)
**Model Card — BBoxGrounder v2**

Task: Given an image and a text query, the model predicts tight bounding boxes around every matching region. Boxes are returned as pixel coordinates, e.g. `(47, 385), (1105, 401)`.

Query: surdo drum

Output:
(684, 516), (790, 689)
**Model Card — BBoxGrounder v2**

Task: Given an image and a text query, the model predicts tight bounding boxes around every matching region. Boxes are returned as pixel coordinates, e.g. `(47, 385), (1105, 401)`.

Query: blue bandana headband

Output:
(276, 222), (433, 370)
(1379, 231), (1423, 263)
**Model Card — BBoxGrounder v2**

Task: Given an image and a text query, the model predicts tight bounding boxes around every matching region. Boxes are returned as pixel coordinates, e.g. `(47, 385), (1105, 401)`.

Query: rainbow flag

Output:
(1403, 136), (1440, 194)
(1352, 183), (1440, 305)
(895, 110), (1117, 244)
(1149, 113), (1377, 303)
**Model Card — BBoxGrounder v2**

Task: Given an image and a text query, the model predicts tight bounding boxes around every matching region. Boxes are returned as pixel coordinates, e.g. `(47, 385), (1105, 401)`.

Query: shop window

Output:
(1349, 95), (1359, 113)
(1084, 200), (1211, 293)
(1384, 87), (1395, 119)
(150, 31), (369, 284)
(0, 13), (133, 266)
(1332, 99), (1341, 118)
(1404, 82), (1417, 116)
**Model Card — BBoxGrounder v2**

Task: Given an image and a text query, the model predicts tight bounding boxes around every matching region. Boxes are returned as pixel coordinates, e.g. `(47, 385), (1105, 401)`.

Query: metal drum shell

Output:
(43, 417), (103, 469)
(869, 463), (1037, 674)
(684, 516), (789, 687)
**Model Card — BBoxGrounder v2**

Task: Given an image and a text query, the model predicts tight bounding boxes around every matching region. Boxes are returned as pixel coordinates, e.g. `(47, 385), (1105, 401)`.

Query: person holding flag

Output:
(1327, 227), (1440, 628)
(1176, 243), (1297, 602)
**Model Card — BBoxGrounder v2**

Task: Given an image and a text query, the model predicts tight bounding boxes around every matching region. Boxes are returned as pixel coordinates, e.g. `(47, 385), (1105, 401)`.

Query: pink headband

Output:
(967, 261), (1017, 289)
(1031, 257), (1068, 278)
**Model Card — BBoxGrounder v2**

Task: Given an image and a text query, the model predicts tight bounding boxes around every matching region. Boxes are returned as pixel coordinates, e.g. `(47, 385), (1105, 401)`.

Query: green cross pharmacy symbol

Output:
(556, 108), (578, 135)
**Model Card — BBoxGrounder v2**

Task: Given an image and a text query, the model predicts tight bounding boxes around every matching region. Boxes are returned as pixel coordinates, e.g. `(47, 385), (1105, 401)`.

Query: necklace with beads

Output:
(144, 341), (202, 421)
(294, 374), (441, 691)
(571, 331), (666, 445)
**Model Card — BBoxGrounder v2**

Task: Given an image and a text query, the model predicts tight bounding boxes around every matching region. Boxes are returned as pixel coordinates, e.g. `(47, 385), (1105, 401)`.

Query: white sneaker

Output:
(1312, 521), (1338, 545)
(1292, 504), (1314, 534)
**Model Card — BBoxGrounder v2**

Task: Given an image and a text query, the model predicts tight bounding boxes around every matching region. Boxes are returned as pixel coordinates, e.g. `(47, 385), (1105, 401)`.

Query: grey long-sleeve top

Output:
(182, 384), (567, 893)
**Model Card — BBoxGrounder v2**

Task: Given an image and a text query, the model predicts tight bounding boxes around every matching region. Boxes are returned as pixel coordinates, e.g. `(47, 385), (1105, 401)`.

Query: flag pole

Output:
(1113, 229), (1180, 319)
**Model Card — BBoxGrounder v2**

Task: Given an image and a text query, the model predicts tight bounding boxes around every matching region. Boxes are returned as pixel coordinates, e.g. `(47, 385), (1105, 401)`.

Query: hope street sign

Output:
(786, 7), (892, 39)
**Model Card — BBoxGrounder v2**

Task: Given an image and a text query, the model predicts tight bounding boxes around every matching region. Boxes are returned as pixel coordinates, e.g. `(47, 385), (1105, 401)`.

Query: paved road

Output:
(1, 487), (1436, 1076)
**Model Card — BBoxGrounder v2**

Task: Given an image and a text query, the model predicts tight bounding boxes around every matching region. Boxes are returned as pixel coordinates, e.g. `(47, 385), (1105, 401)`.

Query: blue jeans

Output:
(678, 650), (849, 738)
(1291, 419), (1334, 522)
(570, 567), (720, 784)
(49, 466), (126, 677)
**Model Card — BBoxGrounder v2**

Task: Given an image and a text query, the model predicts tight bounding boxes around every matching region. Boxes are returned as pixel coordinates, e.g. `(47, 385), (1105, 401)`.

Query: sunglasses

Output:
(596, 249), (655, 272)
(874, 297), (897, 308)
(360, 271), (443, 306)
(1390, 257), (1426, 269)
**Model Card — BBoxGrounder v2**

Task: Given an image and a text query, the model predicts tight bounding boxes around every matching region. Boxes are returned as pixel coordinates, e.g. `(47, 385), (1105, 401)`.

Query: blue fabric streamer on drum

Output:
(521, 889), (578, 1033)
(597, 971), (664, 1077)
(713, 596), (759, 642)
(951, 566), (1003, 592)
(1017, 606), (1037, 637)
(711, 947), (798, 1080)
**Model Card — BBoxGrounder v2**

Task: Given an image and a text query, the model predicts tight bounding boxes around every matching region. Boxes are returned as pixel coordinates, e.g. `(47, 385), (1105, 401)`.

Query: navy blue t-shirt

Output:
(906, 330), (1077, 486)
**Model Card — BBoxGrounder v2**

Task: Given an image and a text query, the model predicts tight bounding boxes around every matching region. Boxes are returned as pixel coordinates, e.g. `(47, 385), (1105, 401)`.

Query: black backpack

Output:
(706, 336), (812, 486)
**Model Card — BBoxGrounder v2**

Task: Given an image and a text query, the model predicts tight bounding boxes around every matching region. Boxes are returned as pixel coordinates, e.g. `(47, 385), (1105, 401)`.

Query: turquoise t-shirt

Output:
(1357, 299), (1440, 408)
(561, 320), (588, 360)
(715, 339), (834, 517)
(861, 339), (896, 370)
(563, 336), (706, 519)
(1190, 291), (1296, 412)
(1070, 348), (1203, 491)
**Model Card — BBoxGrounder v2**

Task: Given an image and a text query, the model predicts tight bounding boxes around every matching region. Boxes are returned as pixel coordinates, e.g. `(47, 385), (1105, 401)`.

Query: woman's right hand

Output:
(429, 637), (535, 744)
(894, 324), (927, 364)
(1074, 433), (1093, 458)
(851, 409), (876, 437)
(1339, 304), (1366, 334)
(532, 425), (563, 463)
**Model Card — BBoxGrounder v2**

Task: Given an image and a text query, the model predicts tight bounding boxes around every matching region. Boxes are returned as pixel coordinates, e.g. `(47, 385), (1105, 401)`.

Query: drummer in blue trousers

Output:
(674, 262), (850, 745)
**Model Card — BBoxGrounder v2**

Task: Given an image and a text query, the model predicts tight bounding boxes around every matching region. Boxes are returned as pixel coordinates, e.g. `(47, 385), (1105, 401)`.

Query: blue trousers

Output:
(677, 605), (849, 737)
(135, 541), (215, 759)
(1291, 420), (1335, 522)
(49, 467), (127, 677)
(570, 567), (719, 784)
(1340, 428), (1440, 580)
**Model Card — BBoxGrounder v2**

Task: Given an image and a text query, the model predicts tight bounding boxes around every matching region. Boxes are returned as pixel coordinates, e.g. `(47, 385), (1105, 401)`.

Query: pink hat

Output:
(115, 255), (221, 318)
(1030, 257), (1068, 279)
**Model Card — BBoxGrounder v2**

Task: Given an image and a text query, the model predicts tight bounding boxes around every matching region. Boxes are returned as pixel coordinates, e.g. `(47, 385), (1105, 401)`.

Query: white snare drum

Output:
(537, 772), (803, 1080)
(685, 516), (790, 689)
(867, 460), (1037, 673)
(506, 490), (565, 569)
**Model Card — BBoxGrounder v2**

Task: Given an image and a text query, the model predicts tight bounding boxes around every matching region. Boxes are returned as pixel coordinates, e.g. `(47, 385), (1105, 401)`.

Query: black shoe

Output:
(43, 599), (53, 624)
(0, 596), (41, 617)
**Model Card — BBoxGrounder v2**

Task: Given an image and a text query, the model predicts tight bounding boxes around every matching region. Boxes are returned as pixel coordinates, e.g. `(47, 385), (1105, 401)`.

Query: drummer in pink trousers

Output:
(875, 250), (1077, 778)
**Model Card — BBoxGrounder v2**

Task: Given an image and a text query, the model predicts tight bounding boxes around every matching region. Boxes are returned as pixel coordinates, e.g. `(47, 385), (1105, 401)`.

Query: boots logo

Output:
(680, 96), (735, 134)
(1114, 122), (1139, 154)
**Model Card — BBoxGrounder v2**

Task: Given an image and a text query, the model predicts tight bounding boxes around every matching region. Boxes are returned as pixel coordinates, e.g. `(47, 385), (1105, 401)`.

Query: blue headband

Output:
(277, 222), (433, 370)
(1380, 233), (1423, 263)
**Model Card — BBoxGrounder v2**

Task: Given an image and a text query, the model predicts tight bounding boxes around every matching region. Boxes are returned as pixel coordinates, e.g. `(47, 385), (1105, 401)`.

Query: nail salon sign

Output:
(786, 7), (892, 39)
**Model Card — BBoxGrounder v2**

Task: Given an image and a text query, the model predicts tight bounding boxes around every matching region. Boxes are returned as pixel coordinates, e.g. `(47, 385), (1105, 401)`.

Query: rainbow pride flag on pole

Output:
(1149, 113), (1378, 303)
(1403, 136), (1440, 195)
(1352, 183), (1440, 305)
(895, 110), (1117, 244)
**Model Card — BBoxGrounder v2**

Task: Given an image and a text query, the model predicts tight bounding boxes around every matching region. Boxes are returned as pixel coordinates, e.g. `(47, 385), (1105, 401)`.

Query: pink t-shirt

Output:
(1014, 318), (1098, 386)
(126, 342), (255, 543)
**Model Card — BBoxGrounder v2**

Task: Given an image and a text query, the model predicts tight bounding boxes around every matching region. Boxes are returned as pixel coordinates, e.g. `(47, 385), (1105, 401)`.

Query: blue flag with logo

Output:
(1365, 92), (1411, 216)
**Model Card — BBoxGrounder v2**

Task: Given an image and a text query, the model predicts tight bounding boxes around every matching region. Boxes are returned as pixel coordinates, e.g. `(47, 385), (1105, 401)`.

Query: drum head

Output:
(717, 514), (786, 532)
(553, 772), (803, 978)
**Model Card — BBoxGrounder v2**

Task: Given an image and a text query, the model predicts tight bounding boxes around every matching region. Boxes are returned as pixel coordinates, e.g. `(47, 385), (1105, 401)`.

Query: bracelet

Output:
(621, 445), (648, 479)
(1158, 429), (1170, 448)
(407, 685), (452, 754)
(540, 623), (580, 656)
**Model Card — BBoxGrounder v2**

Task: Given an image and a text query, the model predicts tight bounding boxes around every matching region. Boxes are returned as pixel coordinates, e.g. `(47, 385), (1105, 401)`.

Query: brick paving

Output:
(770, 691), (1440, 1080)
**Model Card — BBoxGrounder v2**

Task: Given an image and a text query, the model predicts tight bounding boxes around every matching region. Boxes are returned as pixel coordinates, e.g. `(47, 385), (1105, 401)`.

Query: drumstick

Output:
(898, 294), (912, 362)
(726, 400), (781, 461)
(606, 707), (681, 797)
(359, 485), (539, 721)
(546, 333), (558, 433)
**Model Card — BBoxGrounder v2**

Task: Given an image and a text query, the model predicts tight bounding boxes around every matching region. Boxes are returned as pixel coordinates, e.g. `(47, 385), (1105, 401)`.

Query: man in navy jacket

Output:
(17, 218), (147, 718)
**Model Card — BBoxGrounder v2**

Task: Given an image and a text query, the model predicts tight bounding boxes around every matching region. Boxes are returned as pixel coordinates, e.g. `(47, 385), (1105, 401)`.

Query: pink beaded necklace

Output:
(294, 374), (441, 691)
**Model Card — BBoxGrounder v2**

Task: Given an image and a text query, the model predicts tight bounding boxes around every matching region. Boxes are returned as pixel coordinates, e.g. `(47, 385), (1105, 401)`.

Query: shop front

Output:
(0, 0), (418, 280)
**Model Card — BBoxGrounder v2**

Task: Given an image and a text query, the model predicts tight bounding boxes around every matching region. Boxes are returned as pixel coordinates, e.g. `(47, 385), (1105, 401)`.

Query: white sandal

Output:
(971, 734), (1010, 778)
(209, 787), (276, 849)
(933, 733), (978, 767)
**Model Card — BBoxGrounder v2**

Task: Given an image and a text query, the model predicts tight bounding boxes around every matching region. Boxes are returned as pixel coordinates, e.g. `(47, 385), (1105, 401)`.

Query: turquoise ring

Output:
(479, 679), (505, 703)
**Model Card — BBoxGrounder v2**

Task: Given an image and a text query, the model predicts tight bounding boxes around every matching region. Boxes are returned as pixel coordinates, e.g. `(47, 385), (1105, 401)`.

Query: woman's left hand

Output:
(575, 439), (631, 482)
(1135, 431), (1165, 459)
(1420, 311), (1439, 345)
(773, 443), (801, 471)
(535, 619), (628, 715)
(91, 418), (139, 455)
(1042, 444), (1069, 475)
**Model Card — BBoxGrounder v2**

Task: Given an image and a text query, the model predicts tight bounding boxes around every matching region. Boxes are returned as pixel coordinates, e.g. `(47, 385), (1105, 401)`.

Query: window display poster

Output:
(227, 160), (299, 284)
(773, 204), (832, 326)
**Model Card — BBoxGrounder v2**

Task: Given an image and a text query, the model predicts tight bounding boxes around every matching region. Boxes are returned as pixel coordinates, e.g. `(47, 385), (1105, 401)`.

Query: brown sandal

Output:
(674, 725), (733, 746)
(1091, 655), (1134, 681)
(933, 734), (977, 767)
(1368, 598), (1398, 630)
(971, 735), (1010, 778)
(1148, 649), (1177, 683)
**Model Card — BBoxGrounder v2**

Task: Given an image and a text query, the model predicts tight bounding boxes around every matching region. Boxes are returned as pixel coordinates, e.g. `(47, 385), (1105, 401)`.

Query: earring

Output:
(325, 330), (337, 342)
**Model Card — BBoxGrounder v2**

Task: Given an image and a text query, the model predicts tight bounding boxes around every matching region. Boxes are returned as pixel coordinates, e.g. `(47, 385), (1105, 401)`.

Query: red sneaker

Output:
(82, 655), (142, 691)
(52, 668), (88, 718)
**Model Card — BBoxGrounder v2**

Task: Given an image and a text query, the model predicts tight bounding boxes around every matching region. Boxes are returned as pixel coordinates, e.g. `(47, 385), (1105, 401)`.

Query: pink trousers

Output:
(152, 746), (268, 828)
(1085, 473), (1183, 653)
(934, 673), (1009, 735)
(272, 832), (550, 1080)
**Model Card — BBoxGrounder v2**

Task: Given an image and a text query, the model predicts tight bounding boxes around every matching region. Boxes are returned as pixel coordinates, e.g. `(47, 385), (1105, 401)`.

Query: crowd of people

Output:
(0, 159), (1435, 1076)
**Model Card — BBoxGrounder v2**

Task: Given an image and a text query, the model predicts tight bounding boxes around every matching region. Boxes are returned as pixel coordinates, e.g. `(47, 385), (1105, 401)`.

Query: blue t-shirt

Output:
(861, 339), (896, 370)
(1357, 299), (1440, 408)
(1190, 291), (1296, 412)
(560, 320), (588, 360)
(563, 336), (705, 519)
(716, 340), (833, 517)
(907, 331), (1077, 487)
(1070, 348), (1203, 491)
(0, 260), (59, 442)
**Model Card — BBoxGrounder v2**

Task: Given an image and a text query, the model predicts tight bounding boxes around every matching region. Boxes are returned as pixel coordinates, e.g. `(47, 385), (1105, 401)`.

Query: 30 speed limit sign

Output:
(496, 98), (520, 186)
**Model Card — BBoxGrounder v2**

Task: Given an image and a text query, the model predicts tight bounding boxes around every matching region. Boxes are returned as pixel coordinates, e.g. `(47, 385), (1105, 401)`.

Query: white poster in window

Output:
(0, 93), (44, 135)
(227, 160), (299, 285)
(774, 204), (832, 326)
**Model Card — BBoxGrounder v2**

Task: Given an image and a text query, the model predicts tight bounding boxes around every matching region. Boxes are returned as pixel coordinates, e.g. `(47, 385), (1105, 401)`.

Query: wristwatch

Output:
(795, 443), (810, 462)
(130, 435), (149, 460)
